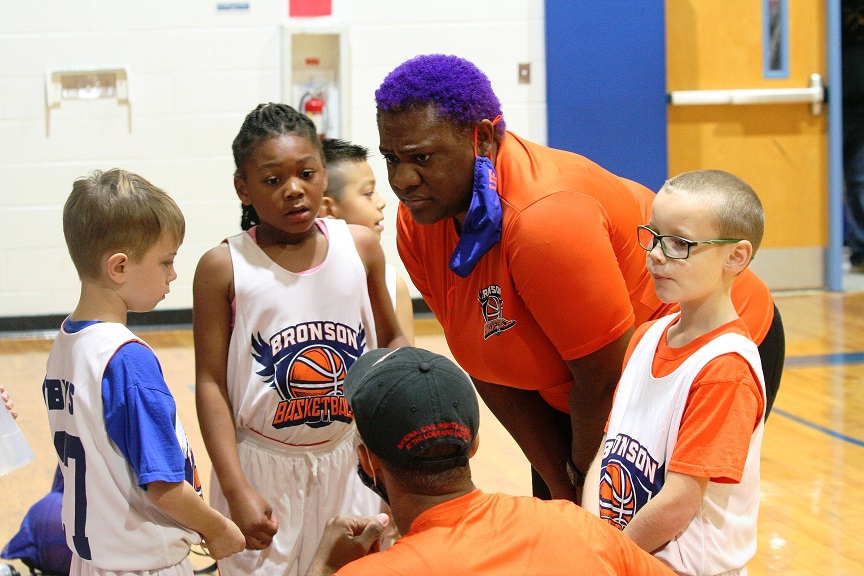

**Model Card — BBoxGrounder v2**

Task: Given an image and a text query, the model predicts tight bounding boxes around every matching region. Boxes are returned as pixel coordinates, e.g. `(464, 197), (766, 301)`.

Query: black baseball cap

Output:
(344, 347), (480, 471)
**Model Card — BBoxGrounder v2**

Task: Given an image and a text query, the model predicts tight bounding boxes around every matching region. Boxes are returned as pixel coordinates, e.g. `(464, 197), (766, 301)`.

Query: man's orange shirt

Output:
(398, 132), (774, 412)
(335, 490), (674, 575)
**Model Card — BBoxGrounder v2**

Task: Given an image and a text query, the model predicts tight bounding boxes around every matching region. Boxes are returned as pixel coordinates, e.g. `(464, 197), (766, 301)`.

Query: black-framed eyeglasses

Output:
(637, 225), (742, 260)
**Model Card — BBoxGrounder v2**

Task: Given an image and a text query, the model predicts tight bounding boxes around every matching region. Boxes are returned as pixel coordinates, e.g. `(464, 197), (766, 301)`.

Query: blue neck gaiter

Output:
(448, 155), (502, 278)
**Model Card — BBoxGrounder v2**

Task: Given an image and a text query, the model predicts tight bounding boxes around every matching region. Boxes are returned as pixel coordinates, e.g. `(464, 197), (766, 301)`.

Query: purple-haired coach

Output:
(374, 54), (785, 503)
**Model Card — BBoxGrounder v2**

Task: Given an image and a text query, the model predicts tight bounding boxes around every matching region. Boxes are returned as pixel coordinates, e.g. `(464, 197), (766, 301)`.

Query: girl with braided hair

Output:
(193, 103), (407, 576)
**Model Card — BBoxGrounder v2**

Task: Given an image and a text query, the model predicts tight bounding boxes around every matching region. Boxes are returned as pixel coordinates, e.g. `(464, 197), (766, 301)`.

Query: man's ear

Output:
(358, 444), (377, 475)
(725, 240), (754, 273)
(319, 196), (339, 219)
(106, 252), (128, 284)
(234, 175), (251, 206)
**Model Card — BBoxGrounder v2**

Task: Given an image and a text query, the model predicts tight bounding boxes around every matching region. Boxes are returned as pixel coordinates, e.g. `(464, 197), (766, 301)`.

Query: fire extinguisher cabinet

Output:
(281, 26), (350, 140)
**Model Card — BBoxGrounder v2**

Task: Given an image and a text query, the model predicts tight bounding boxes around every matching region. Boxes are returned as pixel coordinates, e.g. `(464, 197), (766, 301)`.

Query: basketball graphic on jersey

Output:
(599, 461), (636, 529)
(483, 295), (502, 318)
(287, 345), (346, 398)
(478, 284), (517, 339)
(251, 323), (362, 429)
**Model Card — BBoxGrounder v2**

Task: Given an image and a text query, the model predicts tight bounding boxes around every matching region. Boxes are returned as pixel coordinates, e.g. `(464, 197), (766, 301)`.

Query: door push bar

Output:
(668, 73), (825, 115)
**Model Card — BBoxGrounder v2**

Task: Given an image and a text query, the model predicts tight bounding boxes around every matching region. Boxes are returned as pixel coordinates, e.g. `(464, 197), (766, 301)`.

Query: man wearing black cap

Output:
(305, 347), (673, 576)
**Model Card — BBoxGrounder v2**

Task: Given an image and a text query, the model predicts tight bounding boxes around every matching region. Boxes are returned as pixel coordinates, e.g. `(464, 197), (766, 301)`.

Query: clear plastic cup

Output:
(0, 405), (35, 477)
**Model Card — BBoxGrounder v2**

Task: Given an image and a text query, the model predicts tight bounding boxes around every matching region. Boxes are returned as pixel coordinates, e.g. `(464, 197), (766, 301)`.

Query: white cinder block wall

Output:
(0, 0), (546, 319)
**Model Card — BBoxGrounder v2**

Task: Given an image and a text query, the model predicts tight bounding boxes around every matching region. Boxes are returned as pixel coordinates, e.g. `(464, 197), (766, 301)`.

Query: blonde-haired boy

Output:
(44, 169), (244, 576)
(584, 170), (766, 576)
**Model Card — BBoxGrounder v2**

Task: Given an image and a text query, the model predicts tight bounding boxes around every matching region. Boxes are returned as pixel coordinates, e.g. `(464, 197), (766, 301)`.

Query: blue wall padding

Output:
(545, 1), (668, 192)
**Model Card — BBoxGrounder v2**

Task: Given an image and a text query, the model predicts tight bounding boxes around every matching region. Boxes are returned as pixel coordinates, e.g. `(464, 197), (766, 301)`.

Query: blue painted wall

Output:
(545, 1), (668, 192)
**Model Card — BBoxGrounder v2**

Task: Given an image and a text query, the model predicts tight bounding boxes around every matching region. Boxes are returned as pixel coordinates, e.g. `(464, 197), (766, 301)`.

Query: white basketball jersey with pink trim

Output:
(226, 218), (377, 446)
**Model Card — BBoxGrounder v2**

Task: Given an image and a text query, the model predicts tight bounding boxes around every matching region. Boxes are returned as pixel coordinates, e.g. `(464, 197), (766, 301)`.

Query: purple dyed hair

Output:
(375, 54), (506, 141)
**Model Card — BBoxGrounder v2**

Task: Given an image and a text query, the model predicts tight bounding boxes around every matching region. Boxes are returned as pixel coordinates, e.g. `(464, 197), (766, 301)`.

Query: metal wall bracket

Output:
(45, 68), (131, 136)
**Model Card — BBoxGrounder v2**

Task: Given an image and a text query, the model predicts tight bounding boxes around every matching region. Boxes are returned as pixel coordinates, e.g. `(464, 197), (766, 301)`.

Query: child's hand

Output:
(201, 517), (246, 560)
(0, 384), (17, 419)
(228, 487), (279, 550)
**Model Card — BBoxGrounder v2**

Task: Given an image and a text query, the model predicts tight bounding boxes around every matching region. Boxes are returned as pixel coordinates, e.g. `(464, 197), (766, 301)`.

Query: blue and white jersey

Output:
(43, 319), (200, 571)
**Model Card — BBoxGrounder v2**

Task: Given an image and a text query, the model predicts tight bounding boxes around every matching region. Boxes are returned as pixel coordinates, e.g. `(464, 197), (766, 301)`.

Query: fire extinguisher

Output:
(301, 91), (326, 138)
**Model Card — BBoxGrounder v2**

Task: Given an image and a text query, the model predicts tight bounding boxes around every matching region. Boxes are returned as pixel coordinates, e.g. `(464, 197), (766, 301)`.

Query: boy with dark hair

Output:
(319, 137), (414, 344)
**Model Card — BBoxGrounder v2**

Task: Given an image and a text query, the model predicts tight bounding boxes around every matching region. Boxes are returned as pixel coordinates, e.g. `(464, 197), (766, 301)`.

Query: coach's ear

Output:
(358, 443), (378, 476)
(725, 240), (754, 274)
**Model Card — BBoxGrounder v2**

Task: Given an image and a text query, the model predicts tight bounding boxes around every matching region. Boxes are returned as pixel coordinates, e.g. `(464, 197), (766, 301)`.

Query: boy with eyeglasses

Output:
(583, 170), (766, 576)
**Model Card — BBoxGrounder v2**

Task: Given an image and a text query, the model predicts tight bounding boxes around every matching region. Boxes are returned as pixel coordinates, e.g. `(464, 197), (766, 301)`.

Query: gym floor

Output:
(1, 293), (863, 575)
